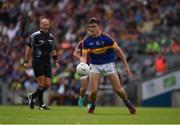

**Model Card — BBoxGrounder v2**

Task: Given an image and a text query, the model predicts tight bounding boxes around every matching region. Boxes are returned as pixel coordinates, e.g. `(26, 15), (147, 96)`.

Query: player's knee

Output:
(114, 87), (122, 94)
(90, 90), (97, 96)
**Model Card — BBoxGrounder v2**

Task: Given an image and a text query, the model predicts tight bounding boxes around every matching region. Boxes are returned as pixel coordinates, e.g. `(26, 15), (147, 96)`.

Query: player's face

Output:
(40, 19), (50, 33)
(88, 23), (101, 37)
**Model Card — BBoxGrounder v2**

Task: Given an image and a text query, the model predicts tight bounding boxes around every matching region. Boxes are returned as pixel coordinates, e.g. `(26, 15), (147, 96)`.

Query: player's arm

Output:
(81, 49), (88, 63)
(110, 36), (133, 78)
(73, 41), (82, 60)
(80, 41), (89, 63)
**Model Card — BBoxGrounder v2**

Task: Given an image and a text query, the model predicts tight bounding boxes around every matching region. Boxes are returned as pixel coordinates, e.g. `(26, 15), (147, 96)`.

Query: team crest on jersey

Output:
(96, 41), (100, 45)
(95, 41), (104, 46)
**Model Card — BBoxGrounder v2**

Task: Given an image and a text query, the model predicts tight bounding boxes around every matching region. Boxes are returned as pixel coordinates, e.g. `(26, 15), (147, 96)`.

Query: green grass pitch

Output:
(0, 106), (180, 124)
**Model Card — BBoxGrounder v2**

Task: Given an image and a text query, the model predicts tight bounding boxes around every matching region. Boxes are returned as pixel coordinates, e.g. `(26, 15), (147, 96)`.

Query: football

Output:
(76, 63), (90, 76)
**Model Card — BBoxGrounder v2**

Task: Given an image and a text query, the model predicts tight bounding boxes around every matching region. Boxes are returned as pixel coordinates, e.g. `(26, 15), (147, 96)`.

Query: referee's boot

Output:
(28, 93), (35, 109)
(39, 104), (50, 110)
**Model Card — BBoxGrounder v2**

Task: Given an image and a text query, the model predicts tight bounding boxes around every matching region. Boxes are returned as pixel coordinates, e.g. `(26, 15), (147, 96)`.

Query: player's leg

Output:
(118, 71), (124, 84)
(88, 72), (101, 113)
(107, 73), (136, 114)
(78, 76), (88, 107)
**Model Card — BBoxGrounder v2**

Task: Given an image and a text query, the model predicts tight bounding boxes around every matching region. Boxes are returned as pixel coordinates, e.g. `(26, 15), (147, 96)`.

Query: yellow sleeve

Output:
(112, 41), (119, 49)
(82, 49), (89, 54)
(103, 32), (119, 49)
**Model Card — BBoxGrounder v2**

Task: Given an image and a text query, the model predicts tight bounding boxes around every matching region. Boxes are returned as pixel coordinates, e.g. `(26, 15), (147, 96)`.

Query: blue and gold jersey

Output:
(83, 33), (118, 64)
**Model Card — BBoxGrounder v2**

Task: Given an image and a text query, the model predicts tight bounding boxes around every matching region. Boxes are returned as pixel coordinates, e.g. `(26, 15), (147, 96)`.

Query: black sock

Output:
(32, 86), (44, 101)
(123, 99), (132, 108)
(38, 87), (47, 107)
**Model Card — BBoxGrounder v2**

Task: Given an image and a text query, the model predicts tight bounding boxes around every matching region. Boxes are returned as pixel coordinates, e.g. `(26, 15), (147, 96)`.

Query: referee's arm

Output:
(51, 38), (59, 63)
(24, 36), (32, 68)
(51, 37), (60, 69)
(52, 49), (60, 69)
(51, 50), (58, 63)
(24, 46), (32, 68)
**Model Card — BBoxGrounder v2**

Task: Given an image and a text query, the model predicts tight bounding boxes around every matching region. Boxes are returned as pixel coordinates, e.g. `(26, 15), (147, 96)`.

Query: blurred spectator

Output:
(154, 54), (168, 76)
(170, 37), (180, 55)
(142, 56), (155, 77)
(137, 37), (146, 54)
(145, 38), (161, 54)
(49, 77), (65, 105)
(7, 22), (20, 42)
(24, 78), (37, 94)
(65, 79), (80, 105)
(159, 34), (171, 53)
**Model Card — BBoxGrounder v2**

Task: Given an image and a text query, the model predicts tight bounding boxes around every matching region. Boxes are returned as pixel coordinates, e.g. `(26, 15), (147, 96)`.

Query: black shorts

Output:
(32, 59), (51, 78)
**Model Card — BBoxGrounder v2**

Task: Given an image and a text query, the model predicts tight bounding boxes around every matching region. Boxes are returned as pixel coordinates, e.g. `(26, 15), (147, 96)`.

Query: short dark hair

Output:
(88, 17), (101, 25)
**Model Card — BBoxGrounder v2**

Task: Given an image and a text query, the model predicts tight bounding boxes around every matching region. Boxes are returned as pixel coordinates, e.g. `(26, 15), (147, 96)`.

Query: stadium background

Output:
(0, 0), (180, 107)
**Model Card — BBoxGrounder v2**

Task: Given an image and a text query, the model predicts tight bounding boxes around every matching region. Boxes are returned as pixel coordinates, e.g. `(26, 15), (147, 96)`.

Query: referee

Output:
(24, 18), (59, 110)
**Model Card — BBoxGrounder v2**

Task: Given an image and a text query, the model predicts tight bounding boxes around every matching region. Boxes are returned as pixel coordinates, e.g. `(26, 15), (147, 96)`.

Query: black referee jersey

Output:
(27, 30), (55, 62)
